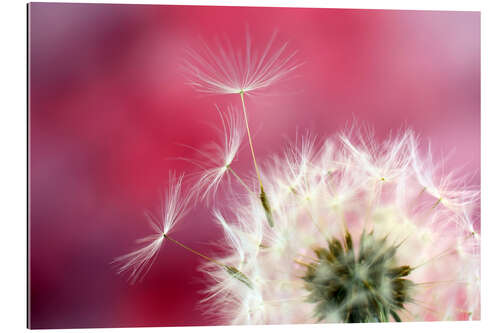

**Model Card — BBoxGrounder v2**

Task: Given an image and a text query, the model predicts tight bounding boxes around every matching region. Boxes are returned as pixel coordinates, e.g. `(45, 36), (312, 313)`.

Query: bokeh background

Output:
(28, 3), (480, 329)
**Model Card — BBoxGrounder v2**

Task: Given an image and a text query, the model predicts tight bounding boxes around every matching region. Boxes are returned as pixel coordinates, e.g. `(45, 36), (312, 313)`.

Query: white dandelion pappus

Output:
(409, 136), (480, 213)
(201, 130), (480, 324)
(183, 30), (300, 227)
(200, 207), (266, 323)
(190, 105), (247, 201)
(183, 30), (301, 95)
(213, 210), (246, 266)
(112, 173), (190, 284)
(339, 127), (414, 183)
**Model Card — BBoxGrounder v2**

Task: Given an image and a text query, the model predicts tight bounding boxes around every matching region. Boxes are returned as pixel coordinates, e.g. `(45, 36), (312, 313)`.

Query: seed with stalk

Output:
(183, 32), (301, 228)
(113, 173), (252, 288)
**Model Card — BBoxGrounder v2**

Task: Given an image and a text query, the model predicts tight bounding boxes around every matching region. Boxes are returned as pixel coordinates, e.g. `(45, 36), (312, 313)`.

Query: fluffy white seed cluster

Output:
(200, 130), (480, 324)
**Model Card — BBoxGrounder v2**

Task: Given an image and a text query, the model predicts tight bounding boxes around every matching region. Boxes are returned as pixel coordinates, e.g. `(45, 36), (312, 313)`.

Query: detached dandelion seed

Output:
(114, 175), (253, 288)
(112, 173), (190, 284)
(183, 30), (301, 95)
(190, 105), (250, 201)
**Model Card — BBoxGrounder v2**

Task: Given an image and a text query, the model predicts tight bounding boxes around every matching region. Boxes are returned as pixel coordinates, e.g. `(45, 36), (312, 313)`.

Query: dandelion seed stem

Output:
(227, 165), (254, 195)
(294, 259), (314, 267)
(414, 280), (464, 287)
(239, 92), (274, 226)
(413, 231), (475, 271)
(410, 299), (438, 314)
(306, 206), (328, 240)
(418, 186), (427, 197)
(291, 191), (327, 239)
(431, 197), (442, 209)
(259, 187), (275, 227)
(412, 247), (456, 271)
(409, 186), (428, 211)
(239, 91), (263, 188)
(164, 235), (254, 289)
(163, 235), (224, 267)
(295, 253), (320, 263)
(224, 265), (254, 289)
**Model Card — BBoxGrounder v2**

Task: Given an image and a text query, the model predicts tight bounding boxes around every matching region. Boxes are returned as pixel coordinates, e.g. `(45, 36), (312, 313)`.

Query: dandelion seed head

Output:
(201, 130), (480, 324)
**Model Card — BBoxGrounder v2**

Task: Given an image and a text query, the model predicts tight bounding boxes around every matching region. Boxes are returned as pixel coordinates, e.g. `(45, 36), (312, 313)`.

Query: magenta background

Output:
(28, 3), (480, 329)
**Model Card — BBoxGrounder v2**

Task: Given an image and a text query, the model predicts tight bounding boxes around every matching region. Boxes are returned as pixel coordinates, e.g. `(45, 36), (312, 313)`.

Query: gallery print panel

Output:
(28, 2), (480, 329)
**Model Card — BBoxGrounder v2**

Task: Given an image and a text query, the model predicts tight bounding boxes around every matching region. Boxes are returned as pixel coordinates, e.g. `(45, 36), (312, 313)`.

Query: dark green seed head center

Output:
(302, 230), (413, 323)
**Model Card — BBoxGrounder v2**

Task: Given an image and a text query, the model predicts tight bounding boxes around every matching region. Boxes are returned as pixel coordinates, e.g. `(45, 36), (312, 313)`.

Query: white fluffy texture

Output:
(113, 173), (190, 284)
(190, 106), (246, 202)
(183, 31), (301, 95)
(201, 130), (480, 324)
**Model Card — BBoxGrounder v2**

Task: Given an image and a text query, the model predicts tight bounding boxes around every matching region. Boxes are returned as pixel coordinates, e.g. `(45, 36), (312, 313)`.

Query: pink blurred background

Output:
(28, 3), (480, 329)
